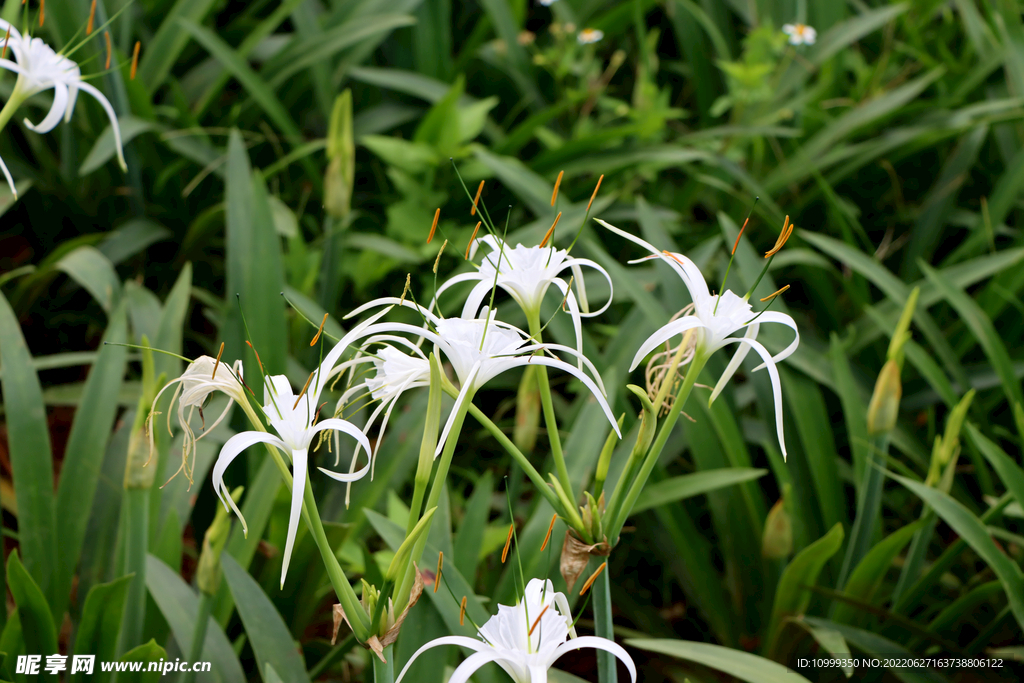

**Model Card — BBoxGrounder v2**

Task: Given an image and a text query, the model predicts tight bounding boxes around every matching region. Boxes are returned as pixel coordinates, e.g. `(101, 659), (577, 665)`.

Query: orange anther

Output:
(244, 340), (265, 375)
(427, 208), (440, 244)
(212, 342), (225, 379)
(104, 31), (112, 69)
(586, 174), (604, 212)
(765, 216), (793, 258)
(130, 41), (141, 80)
(471, 180), (484, 216)
(501, 523), (514, 563)
(293, 370), (316, 410)
(540, 212), (561, 248)
(551, 170), (564, 206)
(540, 513), (557, 551)
(579, 561), (607, 596)
(528, 604), (551, 636)
(310, 313), (328, 347)
(465, 221), (481, 259)
(760, 284), (790, 302)
(87, 0), (97, 34)
(459, 596), (467, 625)
(434, 552), (443, 593)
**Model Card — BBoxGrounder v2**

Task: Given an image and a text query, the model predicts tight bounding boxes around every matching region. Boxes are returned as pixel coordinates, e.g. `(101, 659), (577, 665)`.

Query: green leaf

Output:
(145, 555), (245, 683)
(807, 4), (909, 66)
(360, 136), (440, 174)
(630, 469), (767, 513)
(802, 618), (947, 683)
(222, 555), (311, 683)
(80, 117), (160, 175)
(626, 639), (813, 683)
(473, 147), (553, 217)
(833, 521), (924, 625)
(0, 292), (57, 602)
(55, 246), (122, 314)
(222, 131), (287, 380)
(7, 551), (57, 683)
(767, 523), (845, 656)
(53, 303), (128, 619)
(97, 220), (172, 265)
(453, 471), (493, 578)
(154, 263), (193, 381)
(891, 474), (1024, 631)
(136, 0), (219, 90)
(117, 640), (167, 683)
(966, 424), (1024, 509)
(796, 621), (853, 678)
(69, 575), (133, 683)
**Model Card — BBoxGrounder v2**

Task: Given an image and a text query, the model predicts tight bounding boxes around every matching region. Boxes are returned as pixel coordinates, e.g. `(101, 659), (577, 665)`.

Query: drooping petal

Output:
(552, 591), (578, 639)
(64, 83), (80, 123)
(743, 311), (800, 370)
(721, 336), (787, 459)
(212, 431), (287, 536)
(394, 636), (494, 683)
(709, 322), (758, 406)
(280, 447), (308, 587)
(23, 81), (68, 134)
(0, 152), (15, 198)
(551, 278), (584, 369)
(0, 20), (24, 46)
(309, 307), (396, 404)
(425, 270), (484, 316)
(436, 362), (480, 457)
(629, 316), (706, 372)
(461, 279), (497, 320)
(563, 256), (614, 316)
(76, 81), (126, 171)
(528, 339), (609, 397)
(548, 637), (638, 683)
(525, 356), (620, 436)
(308, 417), (373, 464)
(449, 651), (513, 683)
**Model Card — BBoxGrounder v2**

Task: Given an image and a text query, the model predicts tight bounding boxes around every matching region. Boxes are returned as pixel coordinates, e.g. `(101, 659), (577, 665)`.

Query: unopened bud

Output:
(762, 496), (793, 559)
(866, 359), (902, 435)
(324, 90), (354, 219)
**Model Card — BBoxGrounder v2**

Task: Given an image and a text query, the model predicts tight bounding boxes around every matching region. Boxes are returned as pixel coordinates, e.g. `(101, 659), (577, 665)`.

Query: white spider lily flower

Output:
(212, 309), (399, 587)
(345, 300), (620, 456)
(148, 355), (246, 485)
(0, 20), (126, 196)
(434, 234), (613, 362)
(597, 218), (799, 458)
(397, 578), (636, 683)
(782, 23), (816, 46)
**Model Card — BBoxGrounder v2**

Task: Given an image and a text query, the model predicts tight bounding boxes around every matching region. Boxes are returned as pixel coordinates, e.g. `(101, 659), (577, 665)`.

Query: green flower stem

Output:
(373, 645), (395, 683)
(0, 88), (26, 136)
(606, 353), (706, 544)
(180, 593), (213, 683)
(592, 557), (617, 683)
(406, 355), (444, 536)
(118, 487), (149, 655)
(236, 401), (370, 640)
(527, 312), (576, 511)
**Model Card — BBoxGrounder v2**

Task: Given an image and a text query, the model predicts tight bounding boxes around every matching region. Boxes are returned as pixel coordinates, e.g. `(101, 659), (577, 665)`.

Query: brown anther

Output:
(433, 240), (448, 274)
(541, 513), (557, 551)
(501, 523), (514, 563)
(399, 273), (411, 306)
(104, 31), (112, 69)
(434, 552), (443, 593)
(38, 0), (44, 27)
(427, 208), (440, 244)
(551, 170), (564, 207)
(130, 41), (141, 80)
(212, 342), (225, 379)
(540, 212), (561, 248)
(732, 214), (752, 256)
(293, 370), (316, 410)
(310, 313), (328, 347)
(2, 27), (10, 59)
(87, 0), (97, 34)
(528, 604), (551, 636)
(760, 284), (790, 303)
(244, 340), (266, 375)
(765, 215), (793, 258)
(465, 221), (481, 259)
(579, 561), (607, 596)
(586, 174), (604, 213)
(459, 596), (467, 625)
(471, 180), (484, 216)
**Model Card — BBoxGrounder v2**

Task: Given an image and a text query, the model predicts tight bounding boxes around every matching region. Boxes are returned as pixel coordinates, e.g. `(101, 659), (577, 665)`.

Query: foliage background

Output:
(1, 0), (1023, 681)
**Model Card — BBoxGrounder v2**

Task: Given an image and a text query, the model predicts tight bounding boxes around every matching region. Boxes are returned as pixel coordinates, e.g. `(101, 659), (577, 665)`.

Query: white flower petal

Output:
(449, 651), (511, 683)
(744, 311), (800, 369)
(395, 636), (493, 683)
(23, 81), (68, 134)
(630, 316), (706, 372)
(563, 256), (614, 316)
(549, 636), (637, 683)
(76, 81), (126, 171)
(436, 362), (480, 457)
(709, 322), (758, 406)
(212, 431), (287, 536)
(721, 335), (787, 459)
(280, 447), (308, 587)
(526, 356), (620, 437)
(551, 278), (585, 370)
(0, 153), (15, 198)
(595, 219), (710, 303)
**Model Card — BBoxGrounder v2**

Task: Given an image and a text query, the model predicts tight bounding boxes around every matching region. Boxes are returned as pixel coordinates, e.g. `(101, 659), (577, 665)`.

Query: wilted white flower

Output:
(0, 19), (126, 197)
(782, 23), (817, 46)
(577, 28), (604, 45)
(397, 578), (637, 683)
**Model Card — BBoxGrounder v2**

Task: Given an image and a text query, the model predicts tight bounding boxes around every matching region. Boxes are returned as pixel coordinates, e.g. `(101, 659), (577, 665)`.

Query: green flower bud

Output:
(867, 359), (901, 435)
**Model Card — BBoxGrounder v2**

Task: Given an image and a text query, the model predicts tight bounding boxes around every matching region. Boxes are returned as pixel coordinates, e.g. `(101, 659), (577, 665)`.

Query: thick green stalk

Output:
(0, 88), (26, 136)
(592, 559), (617, 683)
(527, 314), (576, 509)
(373, 645), (395, 683)
(605, 354), (706, 544)
(406, 355), (444, 535)
(836, 433), (890, 591)
(180, 594), (213, 683)
(118, 488), (149, 655)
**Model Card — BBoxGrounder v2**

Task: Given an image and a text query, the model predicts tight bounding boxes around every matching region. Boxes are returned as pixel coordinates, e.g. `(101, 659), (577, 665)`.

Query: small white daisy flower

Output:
(782, 23), (817, 46)
(577, 28), (604, 45)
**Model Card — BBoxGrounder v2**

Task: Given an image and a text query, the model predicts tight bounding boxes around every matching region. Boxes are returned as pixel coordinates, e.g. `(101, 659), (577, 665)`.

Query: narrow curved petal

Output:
(76, 81), (126, 171)
(563, 257), (614, 316)
(0, 58), (25, 77)
(425, 271), (483, 315)
(549, 637), (637, 683)
(344, 297), (441, 327)
(551, 278), (584, 370)
(23, 81), (68, 133)
(595, 218), (710, 302)
(436, 362), (480, 457)
(310, 307), (396, 402)
(468, 233), (501, 261)
(0, 20), (23, 45)
(709, 322), (758, 406)
(308, 417), (373, 461)
(0, 153), (15, 198)
(212, 431), (287, 536)
(65, 83), (80, 123)
(745, 311), (800, 370)
(449, 651), (510, 683)
(721, 336), (787, 459)
(531, 339), (608, 397)
(280, 448), (308, 587)
(526, 356), (620, 437)
(395, 636), (492, 683)
(630, 317), (706, 372)
(460, 279), (495, 320)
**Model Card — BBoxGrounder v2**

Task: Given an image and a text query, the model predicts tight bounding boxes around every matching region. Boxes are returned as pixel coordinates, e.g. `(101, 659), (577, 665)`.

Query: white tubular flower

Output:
(345, 300), (620, 456)
(212, 309), (396, 587)
(397, 578), (637, 683)
(0, 20), (127, 197)
(782, 23), (817, 46)
(597, 218), (799, 459)
(434, 234), (613, 363)
(148, 355), (246, 485)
